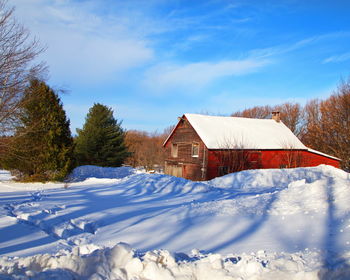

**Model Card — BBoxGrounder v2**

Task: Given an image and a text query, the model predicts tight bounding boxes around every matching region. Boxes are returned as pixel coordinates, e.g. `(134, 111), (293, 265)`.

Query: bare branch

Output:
(0, 0), (47, 135)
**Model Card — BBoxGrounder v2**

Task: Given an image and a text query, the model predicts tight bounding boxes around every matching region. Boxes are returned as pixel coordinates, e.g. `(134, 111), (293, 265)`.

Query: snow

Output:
(68, 165), (138, 181)
(184, 113), (307, 149)
(0, 165), (350, 279)
(0, 170), (14, 181)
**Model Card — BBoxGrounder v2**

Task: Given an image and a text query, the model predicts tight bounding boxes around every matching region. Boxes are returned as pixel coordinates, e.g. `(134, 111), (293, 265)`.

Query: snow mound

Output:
(1, 243), (350, 280)
(209, 165), (347, 192)
(116, 173), (212, 196)
(0, 170), (14, 182)
(68, 165), (137, 181)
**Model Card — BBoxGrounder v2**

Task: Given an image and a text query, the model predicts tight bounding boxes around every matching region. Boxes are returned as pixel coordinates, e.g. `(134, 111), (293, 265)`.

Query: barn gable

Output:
(163, 116), (207, 181)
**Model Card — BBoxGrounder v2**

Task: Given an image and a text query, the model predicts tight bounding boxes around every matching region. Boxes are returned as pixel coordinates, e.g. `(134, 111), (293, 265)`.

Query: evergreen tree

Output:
(1, 79), (74, 181)
(74, 103), (130, 167)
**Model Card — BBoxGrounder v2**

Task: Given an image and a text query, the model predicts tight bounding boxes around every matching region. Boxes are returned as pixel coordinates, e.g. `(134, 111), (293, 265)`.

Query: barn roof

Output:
(164, 113), (341, 161)
(183, 113), (307, 150)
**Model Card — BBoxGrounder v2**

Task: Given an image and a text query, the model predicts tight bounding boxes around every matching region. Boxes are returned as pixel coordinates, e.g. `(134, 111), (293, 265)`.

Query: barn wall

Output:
(259, 150), (340, 169)
(260, 150), (304, 169)
(301, 151), (340, 168)
(164, 117), (208, 181)
(207, 150), (262, 180)
(206, 149), (340, 180)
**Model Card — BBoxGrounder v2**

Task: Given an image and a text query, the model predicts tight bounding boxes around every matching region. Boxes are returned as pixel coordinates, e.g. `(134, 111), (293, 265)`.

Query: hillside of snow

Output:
(0, 165), (350, 279)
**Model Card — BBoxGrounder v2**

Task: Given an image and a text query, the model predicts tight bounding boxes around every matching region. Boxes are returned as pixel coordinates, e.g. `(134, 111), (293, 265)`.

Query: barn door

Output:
(166, 164), (183, 177)
(173, 165), (183, 177)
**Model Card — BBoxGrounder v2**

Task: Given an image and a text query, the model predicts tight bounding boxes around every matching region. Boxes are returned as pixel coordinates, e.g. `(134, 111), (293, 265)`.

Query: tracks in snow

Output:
(3, 190), (97, 247)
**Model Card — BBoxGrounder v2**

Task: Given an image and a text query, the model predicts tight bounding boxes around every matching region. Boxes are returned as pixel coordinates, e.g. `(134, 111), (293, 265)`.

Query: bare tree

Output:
(274, 102), (304, 137)
(279, 141), (305, 168)
(319, 79), (350, 171)
(125, 129), (168, 171)
(229, 78), (349, 171)
(301, 99), (324, 150)
(231, 103), (304, 137)
(231, 105), (272, 119)
(214, 137), (251, 175)
(0, 0), (46, 135)
(301, 79), (350, 171)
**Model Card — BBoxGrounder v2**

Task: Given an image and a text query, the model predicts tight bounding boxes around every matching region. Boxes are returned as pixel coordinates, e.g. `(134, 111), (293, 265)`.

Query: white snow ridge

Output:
(0, 165), (350, 279)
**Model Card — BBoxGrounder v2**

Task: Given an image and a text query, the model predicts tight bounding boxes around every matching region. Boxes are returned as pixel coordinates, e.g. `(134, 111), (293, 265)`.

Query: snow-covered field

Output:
(0, 165), (350, 279)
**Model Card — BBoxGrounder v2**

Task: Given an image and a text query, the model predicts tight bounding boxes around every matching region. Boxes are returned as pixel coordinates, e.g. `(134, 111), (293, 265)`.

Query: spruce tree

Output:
(74, 103), (130, 167)
(1, 79), (74, 181)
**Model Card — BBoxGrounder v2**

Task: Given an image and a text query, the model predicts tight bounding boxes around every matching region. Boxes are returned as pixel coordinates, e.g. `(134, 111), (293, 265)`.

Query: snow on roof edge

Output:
(162, 115), (185, 147)
(162, 126), (175, 147)
(307, 148), (341, 161)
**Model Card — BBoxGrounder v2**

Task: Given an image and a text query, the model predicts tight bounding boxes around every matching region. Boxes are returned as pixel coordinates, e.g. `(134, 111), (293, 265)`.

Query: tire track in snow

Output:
(3, 191), (97, 247)
(3, 198), (71, 246)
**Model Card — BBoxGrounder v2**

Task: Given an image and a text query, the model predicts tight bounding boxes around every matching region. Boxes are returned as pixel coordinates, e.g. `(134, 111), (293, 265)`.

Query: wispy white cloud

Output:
(172, 34), (209, 52)
(250, 32), (350, 59)
(249, 37), (318, 58)
(143, 58), (270, 93)
(323, 52), (350, 64)
(12, 0), (154, 84)
(11, 0), (262, 87)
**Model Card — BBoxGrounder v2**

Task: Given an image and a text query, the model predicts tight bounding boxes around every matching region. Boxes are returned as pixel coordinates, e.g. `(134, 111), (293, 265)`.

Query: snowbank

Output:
(0, 170), (14, 181)
(209, 164), (347, 192)
(1, 243), (350, 280)
(68, 165), (137, 181)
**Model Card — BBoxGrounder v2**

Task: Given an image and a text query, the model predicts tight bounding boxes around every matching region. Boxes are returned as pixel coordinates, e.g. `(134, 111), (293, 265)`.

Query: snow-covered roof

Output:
(184, 113), (307, 150)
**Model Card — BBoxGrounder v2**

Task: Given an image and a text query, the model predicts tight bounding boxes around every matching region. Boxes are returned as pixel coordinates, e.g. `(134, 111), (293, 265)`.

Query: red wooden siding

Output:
(206, 149), (340, 180)
(258, 150), (340, 169)
(301, 150), (340, 168)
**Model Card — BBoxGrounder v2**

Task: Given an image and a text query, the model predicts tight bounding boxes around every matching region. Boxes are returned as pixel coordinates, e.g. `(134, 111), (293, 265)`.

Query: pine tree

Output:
(74, 103), (130, 167)
(1, 79), (74, 181)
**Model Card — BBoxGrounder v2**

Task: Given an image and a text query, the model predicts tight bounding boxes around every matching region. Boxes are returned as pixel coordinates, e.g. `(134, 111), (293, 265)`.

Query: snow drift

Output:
(67, 165), (137, 181)
(0, 165), (349, 279)
(1, 243), (350, 279)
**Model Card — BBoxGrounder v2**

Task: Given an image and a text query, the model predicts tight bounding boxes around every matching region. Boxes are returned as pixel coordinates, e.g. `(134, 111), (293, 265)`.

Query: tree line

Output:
(231, 79), (350, 171)
(124, 127), (173, 172)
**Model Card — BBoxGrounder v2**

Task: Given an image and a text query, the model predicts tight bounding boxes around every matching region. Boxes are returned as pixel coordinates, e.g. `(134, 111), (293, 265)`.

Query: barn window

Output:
(171, 143), (178, 157)
(218, 166), (229, 176)
(192, 142), (199, 157)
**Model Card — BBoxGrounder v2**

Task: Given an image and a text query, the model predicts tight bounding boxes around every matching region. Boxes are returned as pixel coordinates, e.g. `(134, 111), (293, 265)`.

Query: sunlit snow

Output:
(0, 165), (350, 279)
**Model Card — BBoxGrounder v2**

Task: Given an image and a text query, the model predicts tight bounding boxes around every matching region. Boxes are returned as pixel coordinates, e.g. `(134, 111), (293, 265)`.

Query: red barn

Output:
(163, 113), (340, 181)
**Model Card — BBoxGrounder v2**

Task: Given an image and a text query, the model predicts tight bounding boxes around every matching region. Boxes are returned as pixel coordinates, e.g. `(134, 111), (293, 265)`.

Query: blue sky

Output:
(12, 0), (350, 133)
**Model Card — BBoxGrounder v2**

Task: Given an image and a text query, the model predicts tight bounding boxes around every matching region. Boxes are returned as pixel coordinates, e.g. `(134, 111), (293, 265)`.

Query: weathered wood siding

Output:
(164, 117), (207, 181)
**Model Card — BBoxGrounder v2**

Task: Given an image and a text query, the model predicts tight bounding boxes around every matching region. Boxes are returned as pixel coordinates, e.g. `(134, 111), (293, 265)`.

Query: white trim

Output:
(171, 143), (178, 158)
(307, 148), (341, 161)
(192, 142), (199, 157)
